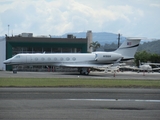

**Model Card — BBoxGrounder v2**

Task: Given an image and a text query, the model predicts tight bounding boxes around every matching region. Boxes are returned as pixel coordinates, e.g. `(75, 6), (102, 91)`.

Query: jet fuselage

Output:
(4, 52), (122, 67)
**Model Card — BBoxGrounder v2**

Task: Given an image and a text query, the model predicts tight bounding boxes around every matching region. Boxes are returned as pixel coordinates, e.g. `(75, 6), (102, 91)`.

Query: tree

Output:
(150, 54), (160, 63)
(89, 41), (100, 52)
(134, 51), (160, 66)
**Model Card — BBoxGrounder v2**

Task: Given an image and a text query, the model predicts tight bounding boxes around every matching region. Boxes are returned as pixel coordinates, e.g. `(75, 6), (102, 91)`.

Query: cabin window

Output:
(15, 55), (20, 58)
(48, 58), (51, 61)
(60, 58), (63, 61)
(72, 57), (76, 61)
(41, 58), (45, 61)
(35, 58), (38, 61)
(54, 58), (57, 61)
(66, 57), (70, 61)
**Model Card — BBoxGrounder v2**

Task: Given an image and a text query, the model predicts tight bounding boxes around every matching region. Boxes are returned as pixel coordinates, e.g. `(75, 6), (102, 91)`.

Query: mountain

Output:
(52, 32), (126, 44)
(92, 32), (126, 44)
(58, 32), (160, 54)
(137, 40), (160, 54)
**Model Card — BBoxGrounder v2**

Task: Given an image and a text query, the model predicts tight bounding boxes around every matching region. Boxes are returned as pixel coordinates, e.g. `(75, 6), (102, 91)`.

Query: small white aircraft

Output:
(137, 62), (160, 73)
(120, 61), (160, 73)
(3, 38), (141, 75)
(138, 61), (152, 72)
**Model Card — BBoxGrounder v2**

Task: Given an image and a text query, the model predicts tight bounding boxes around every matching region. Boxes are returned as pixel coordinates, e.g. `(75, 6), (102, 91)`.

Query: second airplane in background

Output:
(4, 38), (141, 75)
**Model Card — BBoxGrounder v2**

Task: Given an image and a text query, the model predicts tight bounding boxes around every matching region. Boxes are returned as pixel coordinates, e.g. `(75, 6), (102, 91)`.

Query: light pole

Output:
(118, 33), (120, 48)
(8, 24), (10, 36)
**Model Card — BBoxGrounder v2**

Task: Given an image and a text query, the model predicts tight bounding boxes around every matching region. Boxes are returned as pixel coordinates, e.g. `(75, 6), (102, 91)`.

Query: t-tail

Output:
(114, 38), (141, 60)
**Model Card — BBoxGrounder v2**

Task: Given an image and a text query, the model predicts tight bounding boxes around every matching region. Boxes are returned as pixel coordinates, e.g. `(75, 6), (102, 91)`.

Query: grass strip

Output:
(0, 78), (160, 88)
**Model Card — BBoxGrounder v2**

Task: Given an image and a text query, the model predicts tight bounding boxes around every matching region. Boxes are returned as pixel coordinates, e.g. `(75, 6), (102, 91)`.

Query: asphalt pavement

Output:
(0, 88), (160, 120)
(0, 71), (160, 79)
(0, 71), (160, 120)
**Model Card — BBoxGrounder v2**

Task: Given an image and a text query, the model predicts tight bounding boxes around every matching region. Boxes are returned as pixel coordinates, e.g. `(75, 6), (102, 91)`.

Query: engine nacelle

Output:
(94, 52), (122, 63)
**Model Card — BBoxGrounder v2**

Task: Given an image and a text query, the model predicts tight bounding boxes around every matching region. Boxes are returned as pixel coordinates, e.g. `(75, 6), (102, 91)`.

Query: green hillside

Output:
(138, 40), (160, 54)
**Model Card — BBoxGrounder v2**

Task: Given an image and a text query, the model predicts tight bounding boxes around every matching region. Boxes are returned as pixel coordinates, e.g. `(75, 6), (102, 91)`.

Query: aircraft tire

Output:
(85, 72), (89, 75)
(80, 70), (83, 75)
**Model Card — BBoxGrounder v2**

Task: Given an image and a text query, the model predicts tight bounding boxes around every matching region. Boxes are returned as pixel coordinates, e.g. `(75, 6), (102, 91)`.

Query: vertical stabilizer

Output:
(115, 38), (141, 60)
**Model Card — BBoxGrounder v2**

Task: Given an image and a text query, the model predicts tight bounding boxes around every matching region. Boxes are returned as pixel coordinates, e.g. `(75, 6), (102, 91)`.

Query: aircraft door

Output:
(95, 53), (98, 61)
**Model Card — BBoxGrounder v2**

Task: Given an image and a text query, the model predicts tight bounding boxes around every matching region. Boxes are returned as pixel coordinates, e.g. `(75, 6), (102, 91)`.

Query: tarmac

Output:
(0, 71), (160, 120)
(0, 88), (160, 120)
(0, 71), (160, 79)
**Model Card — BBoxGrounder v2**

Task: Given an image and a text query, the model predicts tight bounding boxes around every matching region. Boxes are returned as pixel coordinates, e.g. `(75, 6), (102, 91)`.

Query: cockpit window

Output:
(15, 55), (20, 58)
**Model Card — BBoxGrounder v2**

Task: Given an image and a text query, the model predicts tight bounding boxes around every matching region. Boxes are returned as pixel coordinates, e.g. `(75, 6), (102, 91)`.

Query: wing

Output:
(60, 64), (109, 68)
(152, 68), (160, 71)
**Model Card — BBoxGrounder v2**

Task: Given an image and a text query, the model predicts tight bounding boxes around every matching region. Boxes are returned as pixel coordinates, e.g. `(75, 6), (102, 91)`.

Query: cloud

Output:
(0, 0), (160, 39)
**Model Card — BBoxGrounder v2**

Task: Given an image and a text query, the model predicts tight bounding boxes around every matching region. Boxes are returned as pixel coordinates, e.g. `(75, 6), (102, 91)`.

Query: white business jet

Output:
(3, 38), (141, 75)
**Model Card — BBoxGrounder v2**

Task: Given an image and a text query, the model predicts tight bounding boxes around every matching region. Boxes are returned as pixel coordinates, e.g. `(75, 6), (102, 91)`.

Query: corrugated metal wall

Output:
(0, 37), (6, 70)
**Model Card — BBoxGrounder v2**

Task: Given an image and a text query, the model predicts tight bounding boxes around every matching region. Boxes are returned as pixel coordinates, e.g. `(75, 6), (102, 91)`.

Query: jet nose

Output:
(3, 60), (8, 64)
(3, 59), (11, 64)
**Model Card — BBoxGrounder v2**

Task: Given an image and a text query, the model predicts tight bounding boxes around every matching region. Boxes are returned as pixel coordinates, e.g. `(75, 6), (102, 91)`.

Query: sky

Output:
(0, 0), (160, 39)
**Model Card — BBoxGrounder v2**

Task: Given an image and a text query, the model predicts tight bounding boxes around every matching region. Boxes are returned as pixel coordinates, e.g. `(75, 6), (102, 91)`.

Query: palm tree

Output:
(89, 41), (100, 52)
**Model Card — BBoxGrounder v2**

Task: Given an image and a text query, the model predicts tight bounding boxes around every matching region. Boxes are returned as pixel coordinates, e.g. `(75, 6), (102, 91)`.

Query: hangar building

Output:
(0, 31), (92, 71)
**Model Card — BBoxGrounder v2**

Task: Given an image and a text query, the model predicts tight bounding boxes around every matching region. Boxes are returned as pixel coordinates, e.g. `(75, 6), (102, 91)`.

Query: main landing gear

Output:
(79, 68), (90, 75)
(13, 66), (18, 74)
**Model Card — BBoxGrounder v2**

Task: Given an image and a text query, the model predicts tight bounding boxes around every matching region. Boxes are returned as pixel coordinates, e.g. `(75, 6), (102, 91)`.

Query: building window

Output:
(52, 48), (62, 53)
(62, 48), (72, 53)
(43, 48), (52, 53)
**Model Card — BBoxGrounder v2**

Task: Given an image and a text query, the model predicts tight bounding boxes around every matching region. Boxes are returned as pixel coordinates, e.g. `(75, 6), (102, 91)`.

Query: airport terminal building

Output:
(0, 31), (92, 71)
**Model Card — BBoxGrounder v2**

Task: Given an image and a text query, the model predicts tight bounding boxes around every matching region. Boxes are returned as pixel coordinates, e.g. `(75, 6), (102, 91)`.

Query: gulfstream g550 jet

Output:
(4, 38), (141, 75)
